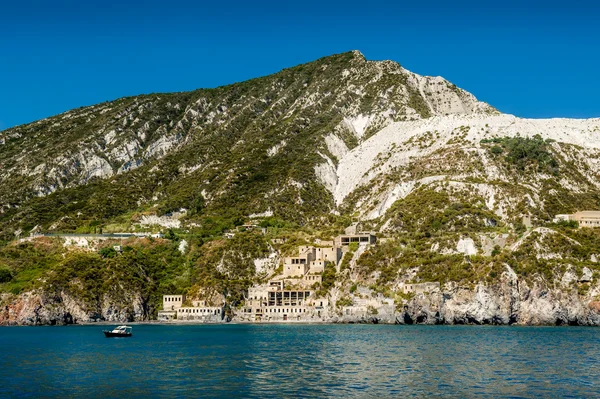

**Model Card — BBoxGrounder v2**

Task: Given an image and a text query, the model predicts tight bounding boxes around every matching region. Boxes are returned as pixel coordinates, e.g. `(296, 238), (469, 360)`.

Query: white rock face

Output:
(456, 238), (477, 256)
(139, 214), (182, 229)
(178, 239), (188, 254)
(581, 267), (593, 283)
(63, 237), (91, 249)
(267, 140), (287, 156)
(561, 269), (578, 287)
(324, 133), (349, 160)
(144, 134), (181, 158)
(314, 153), (338, 195)
(253, 251), (279, 277)
(331, 114), (600, 206)
(344, 115), (372, 138)
(249, 210), (273, 218)
(78, 153), (113, 182)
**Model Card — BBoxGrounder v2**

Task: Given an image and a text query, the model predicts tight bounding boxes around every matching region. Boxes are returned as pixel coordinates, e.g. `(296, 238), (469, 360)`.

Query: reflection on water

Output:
(1, 324), (599, 398)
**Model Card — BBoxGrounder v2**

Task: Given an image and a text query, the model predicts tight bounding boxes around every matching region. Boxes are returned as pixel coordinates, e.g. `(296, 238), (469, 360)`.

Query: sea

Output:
(0, 324), (598, 398)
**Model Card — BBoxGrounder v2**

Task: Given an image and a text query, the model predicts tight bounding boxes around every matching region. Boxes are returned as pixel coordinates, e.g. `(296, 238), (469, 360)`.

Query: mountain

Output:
(2, 51), (600, 326)
(0, 51), (496, 238)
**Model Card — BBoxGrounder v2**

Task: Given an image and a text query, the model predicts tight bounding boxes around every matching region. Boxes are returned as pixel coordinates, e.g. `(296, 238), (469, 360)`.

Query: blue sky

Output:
(1, 0), (599, 129)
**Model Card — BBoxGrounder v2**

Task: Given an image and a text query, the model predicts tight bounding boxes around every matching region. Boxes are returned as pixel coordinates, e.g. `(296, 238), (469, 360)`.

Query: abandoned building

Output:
(161, 234), (378, 322)
(282, 245), (342, 278)
(400, 282), (441, 295)
(157, 295), (185, 320)
(244, 280), (329, 321)
(158, 294), (224, 321)
(176, 306), (222, 321)
(334, 233), (377, 246)
(554, 211), (600, 228)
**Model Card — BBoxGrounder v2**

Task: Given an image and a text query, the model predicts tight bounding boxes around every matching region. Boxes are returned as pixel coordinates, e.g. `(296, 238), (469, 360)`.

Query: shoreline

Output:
(2, 319), (599, 327)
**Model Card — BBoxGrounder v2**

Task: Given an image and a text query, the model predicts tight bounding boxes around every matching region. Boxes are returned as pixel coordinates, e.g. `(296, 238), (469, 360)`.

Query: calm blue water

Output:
(0, 324), (598, 398)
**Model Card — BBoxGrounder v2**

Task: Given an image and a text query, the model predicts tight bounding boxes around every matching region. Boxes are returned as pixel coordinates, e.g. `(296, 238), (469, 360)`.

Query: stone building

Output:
(243, 280), (328, 321)
(158, 294), (225, 322)
(553, 211), (600, 228)
(242, 238), (377, 322)
(177, 306), (223, 321)
(571, 211), (600, 228)
(157, 294), (185, 320)
(283, 245), (342, 277)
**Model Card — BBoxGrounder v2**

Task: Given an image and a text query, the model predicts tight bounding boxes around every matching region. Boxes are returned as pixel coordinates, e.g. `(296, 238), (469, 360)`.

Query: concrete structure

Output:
(244, 280), (323, 321)
(177, 306), (222, 321)
(157, 294), (185, 320)
(309, 260), (327, 274)
(283, 246), (342, 277)
(313, 246), (342, 264)
(243, 239), (375, 322)
(553, 211), (600, 228)
(158, 294), (225, 322)
(303, 273), (322, 285)
(283, 254), (311, 277)
(334, 233), (377, 246)
(28, 232), (164, 240)
(401, 282), (440, 295)
(162, 295), (185, 311)
(572, 211), (600, 227)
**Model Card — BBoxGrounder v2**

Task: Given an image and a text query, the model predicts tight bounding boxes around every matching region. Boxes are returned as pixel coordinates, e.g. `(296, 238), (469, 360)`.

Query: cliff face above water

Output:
(2, 51), (600, 326)
(4, 271), (600, 326)
(399, 271), (600, 326)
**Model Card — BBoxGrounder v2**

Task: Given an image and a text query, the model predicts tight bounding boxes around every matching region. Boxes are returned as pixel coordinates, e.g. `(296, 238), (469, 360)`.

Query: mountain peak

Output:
(350, 49), (366, 60)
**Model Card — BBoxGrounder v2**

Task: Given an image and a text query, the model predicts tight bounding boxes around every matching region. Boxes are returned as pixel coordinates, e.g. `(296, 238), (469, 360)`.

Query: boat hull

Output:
(103, 331), (132, 338)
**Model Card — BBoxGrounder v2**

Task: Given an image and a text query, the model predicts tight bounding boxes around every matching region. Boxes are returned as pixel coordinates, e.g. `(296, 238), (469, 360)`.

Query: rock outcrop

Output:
(0, 290), (150, 326)
(396, 267), (600, 326)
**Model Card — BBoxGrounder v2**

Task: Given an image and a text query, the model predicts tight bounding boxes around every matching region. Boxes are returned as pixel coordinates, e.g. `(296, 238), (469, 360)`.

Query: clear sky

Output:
(1, 0), (599, 130)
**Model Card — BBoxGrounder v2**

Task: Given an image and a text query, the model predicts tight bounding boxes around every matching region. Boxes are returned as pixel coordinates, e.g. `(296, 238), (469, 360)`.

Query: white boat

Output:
(103, 325), (132, 338)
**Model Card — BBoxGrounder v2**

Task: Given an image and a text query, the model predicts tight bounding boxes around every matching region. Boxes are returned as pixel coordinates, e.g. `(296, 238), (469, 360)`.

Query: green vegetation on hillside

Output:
(481, 135), (559, 174)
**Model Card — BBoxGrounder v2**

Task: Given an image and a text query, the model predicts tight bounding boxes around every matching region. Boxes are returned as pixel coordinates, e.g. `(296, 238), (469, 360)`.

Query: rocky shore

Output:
(3, 266), (600, 326)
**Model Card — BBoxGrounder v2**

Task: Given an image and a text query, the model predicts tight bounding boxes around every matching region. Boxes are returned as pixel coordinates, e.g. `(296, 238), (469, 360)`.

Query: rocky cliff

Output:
(0, 290), (149, 326)
(399, 267), (600, 326)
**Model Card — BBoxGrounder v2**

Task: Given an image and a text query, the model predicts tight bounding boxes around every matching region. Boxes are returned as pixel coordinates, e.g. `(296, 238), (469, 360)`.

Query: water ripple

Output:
(1, 325), (599, 398)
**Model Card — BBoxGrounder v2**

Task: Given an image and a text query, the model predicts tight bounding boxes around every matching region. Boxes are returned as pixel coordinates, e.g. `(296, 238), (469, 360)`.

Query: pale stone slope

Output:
(324, 114), (600, 210)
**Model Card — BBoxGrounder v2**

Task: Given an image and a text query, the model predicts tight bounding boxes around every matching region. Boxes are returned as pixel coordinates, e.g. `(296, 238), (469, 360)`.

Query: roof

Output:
(574, 211), (600, 218)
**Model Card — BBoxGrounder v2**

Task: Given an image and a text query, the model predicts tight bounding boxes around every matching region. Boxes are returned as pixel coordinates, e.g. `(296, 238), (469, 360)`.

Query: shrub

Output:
(99, 247), (117, 259)
(336, 297), (353, 307)
(0, 268), (12, 283)
(490, 145), (503, 155)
